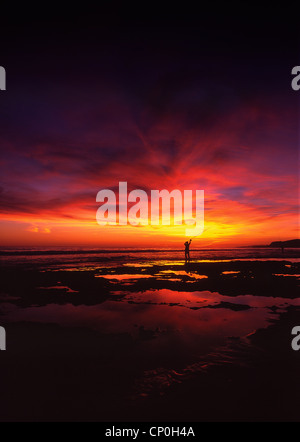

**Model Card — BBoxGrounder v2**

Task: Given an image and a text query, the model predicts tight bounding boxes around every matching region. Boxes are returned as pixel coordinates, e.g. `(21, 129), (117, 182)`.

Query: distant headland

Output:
(269, 239), (300, 248)
(251, 239), (300, 248)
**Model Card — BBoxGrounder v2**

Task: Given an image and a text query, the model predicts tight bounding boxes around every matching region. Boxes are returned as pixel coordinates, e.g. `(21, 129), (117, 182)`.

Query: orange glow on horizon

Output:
(0, 96), (298, 248)
(0, 203), (298, 248)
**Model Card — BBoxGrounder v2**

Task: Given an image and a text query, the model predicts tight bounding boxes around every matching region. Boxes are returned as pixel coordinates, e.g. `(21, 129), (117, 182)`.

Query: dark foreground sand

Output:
(0, 258), (300, 421)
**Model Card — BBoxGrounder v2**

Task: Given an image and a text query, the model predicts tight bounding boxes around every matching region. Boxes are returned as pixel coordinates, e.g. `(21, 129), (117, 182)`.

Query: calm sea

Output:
(0, 246), (299, 268)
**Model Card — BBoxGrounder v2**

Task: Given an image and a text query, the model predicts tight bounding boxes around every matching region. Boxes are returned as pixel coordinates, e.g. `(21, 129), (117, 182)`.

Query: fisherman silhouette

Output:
(184, 239), (192, 262)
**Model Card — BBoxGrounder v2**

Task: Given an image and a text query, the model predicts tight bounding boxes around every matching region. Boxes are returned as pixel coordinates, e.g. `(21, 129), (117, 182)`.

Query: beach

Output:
(0, 247), (300, 421)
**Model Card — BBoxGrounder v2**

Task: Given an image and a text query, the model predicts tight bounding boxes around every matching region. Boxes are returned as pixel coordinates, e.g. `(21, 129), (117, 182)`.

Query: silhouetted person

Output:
(184, 239), (192, 262)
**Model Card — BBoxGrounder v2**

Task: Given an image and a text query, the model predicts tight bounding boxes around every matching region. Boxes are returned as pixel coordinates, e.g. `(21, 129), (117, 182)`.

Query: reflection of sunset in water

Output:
(95, 274), (152, 280)
(3, 285), (300, 366)
(1, 255), (300, 420)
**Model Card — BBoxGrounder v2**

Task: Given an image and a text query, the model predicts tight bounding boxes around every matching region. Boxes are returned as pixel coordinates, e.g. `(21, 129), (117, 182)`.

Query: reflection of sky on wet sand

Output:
(111, 289), (300, 309)
(156, 270), (208, 280)
(0, 300), (277, 360)
(1, 255), (299, 405)
(41, 256), (300, 274)
(273, 274), (300, 278)
(37, 285), (79, 293)
(3, 287), (300, 363)
(95, 274), (153, 280)
(92, 269), (210, 284)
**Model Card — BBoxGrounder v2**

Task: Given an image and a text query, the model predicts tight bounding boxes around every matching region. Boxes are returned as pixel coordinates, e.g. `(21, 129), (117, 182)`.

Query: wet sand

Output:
(0, 257), (300, 421)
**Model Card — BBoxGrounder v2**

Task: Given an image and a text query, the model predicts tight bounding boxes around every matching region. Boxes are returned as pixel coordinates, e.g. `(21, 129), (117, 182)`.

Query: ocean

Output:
(0, 246), (299, 269)
(0, 244), (300, 421)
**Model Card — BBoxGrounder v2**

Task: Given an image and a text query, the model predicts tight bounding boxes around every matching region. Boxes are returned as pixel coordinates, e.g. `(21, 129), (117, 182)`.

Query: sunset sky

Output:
(0, 6), (299, 248)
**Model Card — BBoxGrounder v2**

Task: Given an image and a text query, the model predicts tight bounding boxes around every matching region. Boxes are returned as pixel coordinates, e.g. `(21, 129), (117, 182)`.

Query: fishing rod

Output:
(189, 227), (209, 240)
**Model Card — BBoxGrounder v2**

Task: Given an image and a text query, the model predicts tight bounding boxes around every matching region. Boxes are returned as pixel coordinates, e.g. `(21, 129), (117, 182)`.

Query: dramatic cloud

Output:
(0, 16), (298, 246)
